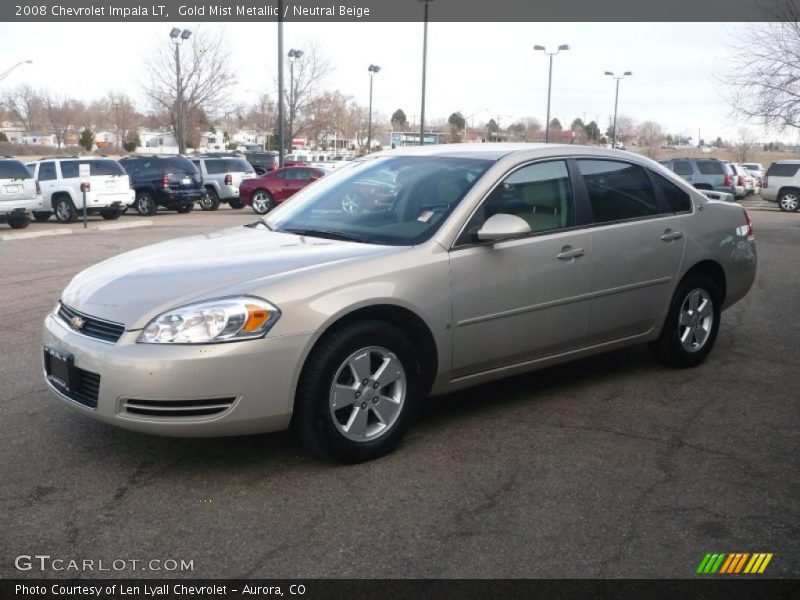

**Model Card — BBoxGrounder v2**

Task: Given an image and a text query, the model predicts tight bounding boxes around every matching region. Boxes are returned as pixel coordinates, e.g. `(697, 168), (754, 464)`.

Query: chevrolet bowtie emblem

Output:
(69, 316), (86, 331)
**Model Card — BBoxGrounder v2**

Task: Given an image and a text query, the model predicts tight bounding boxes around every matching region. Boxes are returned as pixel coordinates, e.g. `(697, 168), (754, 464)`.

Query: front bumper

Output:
(42, 311), (312, 437)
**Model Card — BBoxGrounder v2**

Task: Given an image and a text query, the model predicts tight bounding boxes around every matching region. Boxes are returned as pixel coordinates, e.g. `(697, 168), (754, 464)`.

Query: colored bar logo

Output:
(696, 552), (773, 574)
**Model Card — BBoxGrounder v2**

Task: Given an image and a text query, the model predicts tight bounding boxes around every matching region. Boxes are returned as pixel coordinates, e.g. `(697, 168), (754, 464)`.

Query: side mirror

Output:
(477, 213), (531, 242)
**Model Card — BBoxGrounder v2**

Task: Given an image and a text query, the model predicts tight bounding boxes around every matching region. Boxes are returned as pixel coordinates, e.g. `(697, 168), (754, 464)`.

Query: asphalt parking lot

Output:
(0, 200), (798, 579)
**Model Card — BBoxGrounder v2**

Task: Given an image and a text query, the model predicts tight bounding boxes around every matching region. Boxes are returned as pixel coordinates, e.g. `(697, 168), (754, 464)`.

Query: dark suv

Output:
(119, 156), (204, 215)
(243, 150), (279, 175)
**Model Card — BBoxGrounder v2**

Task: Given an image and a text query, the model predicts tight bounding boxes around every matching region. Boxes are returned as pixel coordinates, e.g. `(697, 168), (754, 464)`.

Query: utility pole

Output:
(277, 0), (285, 166)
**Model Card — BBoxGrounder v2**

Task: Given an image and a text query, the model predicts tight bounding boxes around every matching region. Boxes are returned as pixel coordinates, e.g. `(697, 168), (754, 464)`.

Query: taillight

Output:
(737, 175), (744, 186)
(723, 173), (732, 187)
(162, 175), (170, 187)
(742, 208), (754, 240)
(762, 175), (768, 188)
(224, 174), (232, 185)
(80, 182), (91, 192)
(35, 181), (41, 195)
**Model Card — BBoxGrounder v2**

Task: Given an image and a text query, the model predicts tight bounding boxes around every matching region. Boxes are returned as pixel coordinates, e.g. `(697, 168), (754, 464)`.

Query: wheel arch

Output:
(680, 259), (727, 304)
(50, 190), (74, 209)
(295, 303), (440, 405)
(776, 185), (800, 199)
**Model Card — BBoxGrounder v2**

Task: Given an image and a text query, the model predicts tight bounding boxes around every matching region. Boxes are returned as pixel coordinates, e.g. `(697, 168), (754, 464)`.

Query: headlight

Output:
(137, 296), (280, 344)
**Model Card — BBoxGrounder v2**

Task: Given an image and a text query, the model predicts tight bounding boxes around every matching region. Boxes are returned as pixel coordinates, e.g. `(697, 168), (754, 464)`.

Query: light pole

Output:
(0, 60), (32, 83)
(277, 0), (285, 164)
(114, 101), (120, 151)
(169, 28), (192, 154)
(418, 0), (434, 146)
(367, 64), (381, 152)
(604, 70), (632, 149)
(533, 44), (569, 143)
(287, 49), (303, 153)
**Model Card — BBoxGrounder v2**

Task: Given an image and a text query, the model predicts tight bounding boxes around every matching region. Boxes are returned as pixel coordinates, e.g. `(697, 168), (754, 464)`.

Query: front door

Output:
(450, 160), (592, 376)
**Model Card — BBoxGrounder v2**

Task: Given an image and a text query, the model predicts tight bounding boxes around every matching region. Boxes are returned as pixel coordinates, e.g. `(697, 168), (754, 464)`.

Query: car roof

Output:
(773, 160), (800, 164)
(369, 143), (662, 162)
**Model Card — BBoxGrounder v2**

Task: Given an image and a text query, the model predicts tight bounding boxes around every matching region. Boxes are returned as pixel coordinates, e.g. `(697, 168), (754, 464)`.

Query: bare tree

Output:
(635, 120), (664, 158)
(724, 1), (800, 130)
(608, 114), (636, 143)
(144, 27), (236, 151)
(1, 84), (44, 132)
(733, 127), (758, 163)
(244, 93), (276, 139)
(283, 43), (333, 150)
(43, 93), (84, 149)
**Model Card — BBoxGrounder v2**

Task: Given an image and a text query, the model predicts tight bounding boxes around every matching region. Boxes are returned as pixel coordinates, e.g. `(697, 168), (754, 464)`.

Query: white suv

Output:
(27, 157), (135, 223)
(761, 160), (800, 212)
(0, 158), (42, 229)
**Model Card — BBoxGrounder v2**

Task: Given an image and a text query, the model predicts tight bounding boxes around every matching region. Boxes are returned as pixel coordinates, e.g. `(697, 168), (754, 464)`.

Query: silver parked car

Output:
(190, 155), (257, 211)
(43, 145), (757, 462)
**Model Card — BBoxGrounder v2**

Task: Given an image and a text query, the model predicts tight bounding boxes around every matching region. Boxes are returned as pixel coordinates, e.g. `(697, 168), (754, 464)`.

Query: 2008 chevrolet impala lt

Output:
(43, 145), (756, 461)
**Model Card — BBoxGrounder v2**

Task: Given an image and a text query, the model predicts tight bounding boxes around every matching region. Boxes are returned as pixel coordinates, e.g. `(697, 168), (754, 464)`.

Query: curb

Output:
(0, 228), (72, 242)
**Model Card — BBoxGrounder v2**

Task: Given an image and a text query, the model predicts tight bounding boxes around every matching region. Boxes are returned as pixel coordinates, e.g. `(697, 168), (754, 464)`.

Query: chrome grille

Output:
(57, 302), (125, 343)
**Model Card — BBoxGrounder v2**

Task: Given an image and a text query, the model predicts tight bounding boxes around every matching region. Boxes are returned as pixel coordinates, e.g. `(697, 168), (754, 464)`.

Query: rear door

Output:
(575, 159), (685, 344)
(37, 161), (58, 204)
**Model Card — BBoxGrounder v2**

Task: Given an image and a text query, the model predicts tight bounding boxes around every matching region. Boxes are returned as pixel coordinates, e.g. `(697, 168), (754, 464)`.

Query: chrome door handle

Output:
(556, 246), (585, 260)
(660, 230), (684, 242)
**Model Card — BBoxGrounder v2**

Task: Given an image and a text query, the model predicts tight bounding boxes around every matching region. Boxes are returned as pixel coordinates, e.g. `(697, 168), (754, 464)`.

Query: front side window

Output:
(577, 160), (659, 224)
(459, 160), (574, 244)
(60, 161), (79, 179)
(267, 156), (492, 246)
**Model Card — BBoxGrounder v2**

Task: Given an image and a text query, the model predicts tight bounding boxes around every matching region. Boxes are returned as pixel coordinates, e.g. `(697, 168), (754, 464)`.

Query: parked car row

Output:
(657, 157), (763, 200)
(0, 153), (332, 228)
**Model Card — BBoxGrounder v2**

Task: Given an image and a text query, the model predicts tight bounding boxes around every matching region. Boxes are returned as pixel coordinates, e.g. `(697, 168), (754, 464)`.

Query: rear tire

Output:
(228, 198), (244, 209)
(649, 272), (722, 368)
(7, 215), (31, 229)
(53, 196), (78, 223)
(135, 191), (157, 216)
(100, 208), (121, 220)
(200, 188), (220, 211)
(33, 211), (51, 222)
(293, 320), (421, 463)
(778, 190), (800, 212)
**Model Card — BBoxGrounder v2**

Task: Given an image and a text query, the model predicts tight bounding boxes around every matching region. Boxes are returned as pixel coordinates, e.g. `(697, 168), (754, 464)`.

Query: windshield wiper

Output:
(244, 218), (275, 230)
(282, 227), (369, 243)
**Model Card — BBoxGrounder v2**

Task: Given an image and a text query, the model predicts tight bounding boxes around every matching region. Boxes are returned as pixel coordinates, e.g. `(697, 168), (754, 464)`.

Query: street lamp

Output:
(418, 0), (434, 146)
(533, 44), (569, 143)
(0, 60), (32, 83)
(114, 101), (120, 151)
(604, 70), (632, 149)
(277, 0), (285, 164)
(287, 49), (303, 153)
(367, 64), (381, 151)
(169, 28), (192, 154)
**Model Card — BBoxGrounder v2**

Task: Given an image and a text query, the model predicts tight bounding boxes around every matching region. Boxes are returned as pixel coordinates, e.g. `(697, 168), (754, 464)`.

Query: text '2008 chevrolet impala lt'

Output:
(43, 145), (756, 462)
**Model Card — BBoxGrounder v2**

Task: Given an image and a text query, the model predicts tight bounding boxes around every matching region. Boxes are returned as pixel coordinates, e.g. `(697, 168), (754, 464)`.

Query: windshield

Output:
(266, 155), (492, 246)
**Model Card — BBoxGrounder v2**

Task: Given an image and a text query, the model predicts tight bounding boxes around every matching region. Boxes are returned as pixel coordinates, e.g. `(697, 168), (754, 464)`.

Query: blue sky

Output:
(1, 21), (796, 143)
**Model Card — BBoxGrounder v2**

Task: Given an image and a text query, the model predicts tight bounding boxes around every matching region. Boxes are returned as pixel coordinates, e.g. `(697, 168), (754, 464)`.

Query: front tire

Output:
(778, 190), (800, 212)
(251, 190), (273, 215)
(100, 208), (121, 220)
(135, 191), (157, 216)
(7, 215), (31, 229)
(650, 273), (722, 368)
(293, 320), (421, 463)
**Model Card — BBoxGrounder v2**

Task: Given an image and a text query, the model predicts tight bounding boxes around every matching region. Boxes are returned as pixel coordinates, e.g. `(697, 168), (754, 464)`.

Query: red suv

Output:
(240, 167), (326, 215)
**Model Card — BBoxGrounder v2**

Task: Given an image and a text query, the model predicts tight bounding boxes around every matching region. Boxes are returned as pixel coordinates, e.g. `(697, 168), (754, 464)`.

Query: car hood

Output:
(61, 226), (402, 330)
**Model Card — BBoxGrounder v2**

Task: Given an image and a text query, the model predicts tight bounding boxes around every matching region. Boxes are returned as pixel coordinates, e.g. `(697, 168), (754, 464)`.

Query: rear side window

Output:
(766, 163), (800, 177)
(87, 160), (125, 176)
(673, 160), (693, 176)
(653, 173), (692, 213)
(577, 160), (659, 223)
(204, 159), (226, 174)
(697, 161), (724, 175)
(38, 162), (57, 181)
(224, 158), (252, 172)
(0, 160), (30, 179)
(164, 157), (198, 174)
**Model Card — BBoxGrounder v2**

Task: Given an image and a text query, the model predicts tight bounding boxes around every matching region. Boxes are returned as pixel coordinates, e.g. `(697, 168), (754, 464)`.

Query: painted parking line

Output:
(94, 220), (154, 231)
(0, 228), (72, 242)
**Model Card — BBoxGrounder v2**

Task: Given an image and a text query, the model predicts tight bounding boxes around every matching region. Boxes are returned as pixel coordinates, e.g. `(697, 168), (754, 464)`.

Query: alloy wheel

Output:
(252, 191), (271, 214)
(328, 346), (406, 442)
(56, 201), (72, 222)
(779, 193), (799, 211)
(678, 288), (714, 353)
